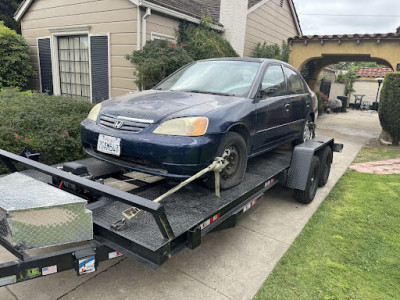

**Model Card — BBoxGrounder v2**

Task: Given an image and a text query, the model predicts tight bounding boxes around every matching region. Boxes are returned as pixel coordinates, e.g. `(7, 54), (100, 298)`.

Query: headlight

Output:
(87, 103), (101, 121)
(153, 117), (209, 136)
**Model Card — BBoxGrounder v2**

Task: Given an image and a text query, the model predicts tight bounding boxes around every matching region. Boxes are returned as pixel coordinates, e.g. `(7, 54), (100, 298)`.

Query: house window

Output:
(58, 35), (90, 100)
(38, 28), (109, 103)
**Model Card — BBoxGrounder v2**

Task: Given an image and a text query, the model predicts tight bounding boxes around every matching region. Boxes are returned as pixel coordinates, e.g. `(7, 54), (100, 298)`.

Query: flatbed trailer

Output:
(0, 137), (342, 286)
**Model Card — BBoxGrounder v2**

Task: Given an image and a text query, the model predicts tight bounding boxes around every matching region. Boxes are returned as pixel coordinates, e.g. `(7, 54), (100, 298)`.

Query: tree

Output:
(0, 0), (23, 33)
(125, 39), (193, 90)
(0, 23), (35, 90)
(252, 41), (291, 62)
(378, 73), (400, 145)
(177, 17), (239, 61)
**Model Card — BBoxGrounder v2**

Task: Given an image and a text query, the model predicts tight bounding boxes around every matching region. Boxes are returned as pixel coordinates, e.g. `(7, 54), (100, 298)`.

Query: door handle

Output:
(285, 103), (291, 111)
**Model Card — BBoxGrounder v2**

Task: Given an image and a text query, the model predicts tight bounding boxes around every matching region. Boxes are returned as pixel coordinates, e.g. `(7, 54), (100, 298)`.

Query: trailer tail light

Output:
(243, 198), (257, 213)
(265, 178), (275, 187)
(108, 251), (123, 259)
(200, 213), (220, 230)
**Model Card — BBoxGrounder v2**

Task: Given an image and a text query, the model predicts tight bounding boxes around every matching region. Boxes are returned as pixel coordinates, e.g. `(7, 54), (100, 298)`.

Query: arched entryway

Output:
(288, 30), (400, 91)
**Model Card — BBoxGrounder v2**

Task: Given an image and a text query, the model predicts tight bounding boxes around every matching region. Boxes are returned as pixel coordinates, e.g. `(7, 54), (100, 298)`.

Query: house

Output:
(15, 0), (302, 102)
(349, 67), (393, 104)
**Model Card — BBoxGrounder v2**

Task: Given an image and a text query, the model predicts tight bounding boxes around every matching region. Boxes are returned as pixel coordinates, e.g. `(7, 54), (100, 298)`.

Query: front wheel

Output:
(205, 132), (247, 190)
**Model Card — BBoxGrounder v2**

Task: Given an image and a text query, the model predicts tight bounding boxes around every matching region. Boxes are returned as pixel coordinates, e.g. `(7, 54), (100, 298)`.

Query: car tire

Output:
(318, 146), (332, 187)
(294, 115), (314, 145)
(205, 132), (248, 190)
(293, 155), (320, 204)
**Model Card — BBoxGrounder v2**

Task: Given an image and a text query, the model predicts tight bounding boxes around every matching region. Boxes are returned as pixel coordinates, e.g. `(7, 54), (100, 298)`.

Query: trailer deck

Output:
(0, 137), (342, 285)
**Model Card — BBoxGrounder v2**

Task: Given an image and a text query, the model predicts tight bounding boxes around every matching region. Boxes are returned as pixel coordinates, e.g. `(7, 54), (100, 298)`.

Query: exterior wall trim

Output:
(14, 0), (32, 22)
(150, 32), (176, 41)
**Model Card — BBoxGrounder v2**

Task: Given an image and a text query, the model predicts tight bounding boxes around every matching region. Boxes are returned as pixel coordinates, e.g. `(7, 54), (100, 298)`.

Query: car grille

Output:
(99, 114), (154, 133)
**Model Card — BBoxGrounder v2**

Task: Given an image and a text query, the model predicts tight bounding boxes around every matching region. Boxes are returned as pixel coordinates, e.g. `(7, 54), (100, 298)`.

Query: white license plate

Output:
(97, 134), (121, 156)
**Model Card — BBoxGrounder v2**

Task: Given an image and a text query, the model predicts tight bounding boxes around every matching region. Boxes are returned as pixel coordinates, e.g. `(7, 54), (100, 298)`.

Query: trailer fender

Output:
(285, 137), (334, 191)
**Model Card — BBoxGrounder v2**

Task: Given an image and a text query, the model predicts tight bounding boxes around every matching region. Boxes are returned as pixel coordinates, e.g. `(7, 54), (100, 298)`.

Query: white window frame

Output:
(49, 26), (92, 100)
(150, 32), (176, 42)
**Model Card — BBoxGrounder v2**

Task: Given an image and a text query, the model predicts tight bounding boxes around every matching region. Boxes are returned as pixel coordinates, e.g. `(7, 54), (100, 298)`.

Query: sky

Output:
(292, 0), (400, 35)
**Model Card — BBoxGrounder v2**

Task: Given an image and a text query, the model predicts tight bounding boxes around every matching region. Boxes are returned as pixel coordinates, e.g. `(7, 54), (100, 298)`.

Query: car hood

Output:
(100, 90), (242, 123)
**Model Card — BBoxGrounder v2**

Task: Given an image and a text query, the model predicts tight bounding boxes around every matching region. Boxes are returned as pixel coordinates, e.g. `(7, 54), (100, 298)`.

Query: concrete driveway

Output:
(0, 110), (381, 300)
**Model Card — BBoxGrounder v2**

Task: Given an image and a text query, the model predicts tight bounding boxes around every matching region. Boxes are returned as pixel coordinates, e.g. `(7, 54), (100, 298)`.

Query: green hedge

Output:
(177, 20), (238, 61)
(0, 23), (35, 90)
(252, 41), (290, 62)
(0, 88), (94, 174)
(125, 39), (193, 90)
(379, 73), (400, 145)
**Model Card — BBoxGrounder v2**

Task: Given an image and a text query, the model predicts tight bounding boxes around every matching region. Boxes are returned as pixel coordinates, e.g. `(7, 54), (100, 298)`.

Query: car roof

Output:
(196, 57), (292, 67)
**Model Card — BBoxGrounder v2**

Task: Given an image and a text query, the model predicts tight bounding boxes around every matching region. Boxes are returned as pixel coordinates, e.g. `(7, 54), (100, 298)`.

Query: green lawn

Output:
(255, 146), (400, 299)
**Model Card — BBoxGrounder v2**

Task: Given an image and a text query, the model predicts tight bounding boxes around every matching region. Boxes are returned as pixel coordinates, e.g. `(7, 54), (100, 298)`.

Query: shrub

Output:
(0, 88), (94, 174)
(378, 73), (400, 145)
(315, 91), (323, 114)
(0, 23), (35, 90)
(177, 18), (239, 61)
(125, 39), (193, 90)
(252, 41), (291, 62)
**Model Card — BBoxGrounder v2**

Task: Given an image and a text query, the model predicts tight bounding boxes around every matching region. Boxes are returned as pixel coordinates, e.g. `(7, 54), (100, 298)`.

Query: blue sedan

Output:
(81, 58), (317, 189)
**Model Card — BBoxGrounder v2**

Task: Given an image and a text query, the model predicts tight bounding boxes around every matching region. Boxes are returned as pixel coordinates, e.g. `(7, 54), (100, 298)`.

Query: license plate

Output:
(97, 134), (121, 156)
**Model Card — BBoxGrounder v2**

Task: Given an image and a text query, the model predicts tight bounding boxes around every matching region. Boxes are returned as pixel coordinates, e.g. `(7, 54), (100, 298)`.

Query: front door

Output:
(254, 64), (290, 153)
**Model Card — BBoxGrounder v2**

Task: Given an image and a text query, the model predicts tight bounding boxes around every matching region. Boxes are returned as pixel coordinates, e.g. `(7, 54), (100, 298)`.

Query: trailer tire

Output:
(205, 132), (247, 190)
(318, 146), (332, 187)
(294, 155), (320, 204)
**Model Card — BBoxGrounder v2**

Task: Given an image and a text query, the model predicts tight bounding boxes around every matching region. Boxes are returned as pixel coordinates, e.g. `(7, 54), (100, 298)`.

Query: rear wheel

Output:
(205, 132), (247, 190)
(294, 115), (314, 145)
(294, 156), (320, 204)
(318, 146), (333, 187)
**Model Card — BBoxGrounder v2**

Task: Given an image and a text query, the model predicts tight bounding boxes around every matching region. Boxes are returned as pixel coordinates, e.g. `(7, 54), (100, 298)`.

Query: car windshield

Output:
(155, 61), (262, 97)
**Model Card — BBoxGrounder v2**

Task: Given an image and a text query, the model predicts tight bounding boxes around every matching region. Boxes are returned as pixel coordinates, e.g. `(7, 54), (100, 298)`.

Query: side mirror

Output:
(257, 87), (277, 99)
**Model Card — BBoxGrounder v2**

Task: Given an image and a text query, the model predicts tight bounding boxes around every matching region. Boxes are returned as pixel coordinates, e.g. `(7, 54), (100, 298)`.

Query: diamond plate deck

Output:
(0, 173), (93, 250)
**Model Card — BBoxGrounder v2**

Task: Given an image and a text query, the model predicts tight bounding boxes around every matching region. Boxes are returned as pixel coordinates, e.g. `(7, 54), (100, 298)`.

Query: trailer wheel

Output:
(294, 156), (320, 204)
(318, 146), (332, 187)
(205, 132), (247, 190)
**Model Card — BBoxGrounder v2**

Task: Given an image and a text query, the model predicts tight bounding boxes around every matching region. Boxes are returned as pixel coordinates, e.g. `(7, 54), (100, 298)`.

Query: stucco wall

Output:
(350, 80), (382, 104)
(244, 0), (299, 57)
(21, 0), (138, 97)
(329, 83), (346, 100)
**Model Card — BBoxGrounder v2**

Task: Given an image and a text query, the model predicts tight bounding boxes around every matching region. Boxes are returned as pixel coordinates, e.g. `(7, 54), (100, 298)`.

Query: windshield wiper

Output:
(184, 90), (234, 96)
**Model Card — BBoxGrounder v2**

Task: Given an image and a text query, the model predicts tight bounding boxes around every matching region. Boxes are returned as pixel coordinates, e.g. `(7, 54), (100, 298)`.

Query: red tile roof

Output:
(356, 67), (393, 78)
(288, 32), (400, 43)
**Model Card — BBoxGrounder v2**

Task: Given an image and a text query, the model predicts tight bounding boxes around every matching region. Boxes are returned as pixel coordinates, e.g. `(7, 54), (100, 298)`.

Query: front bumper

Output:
(81, 119), (224, 178)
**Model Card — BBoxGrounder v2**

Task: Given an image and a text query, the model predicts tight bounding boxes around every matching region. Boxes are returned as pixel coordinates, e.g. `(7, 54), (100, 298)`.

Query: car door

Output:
(283, 66), (309, 137)
(253, 64), (291, 153)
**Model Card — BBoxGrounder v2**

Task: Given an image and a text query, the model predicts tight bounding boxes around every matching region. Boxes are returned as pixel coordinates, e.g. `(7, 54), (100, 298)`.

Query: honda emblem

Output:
(114, 120), (124, 129)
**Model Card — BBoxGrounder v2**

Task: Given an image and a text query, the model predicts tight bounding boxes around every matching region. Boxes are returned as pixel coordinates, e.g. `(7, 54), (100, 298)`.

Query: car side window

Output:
(261, 65), (286, 98)
(283, 67), (306, 95)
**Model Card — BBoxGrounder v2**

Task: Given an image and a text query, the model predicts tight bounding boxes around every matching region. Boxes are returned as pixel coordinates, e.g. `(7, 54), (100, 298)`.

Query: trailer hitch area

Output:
(110, 151), (230, 231)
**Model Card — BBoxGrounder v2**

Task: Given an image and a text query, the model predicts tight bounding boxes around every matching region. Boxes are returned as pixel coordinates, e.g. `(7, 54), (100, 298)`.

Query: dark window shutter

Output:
(38, 38), (53, 95)
(90, 36), (109, 103)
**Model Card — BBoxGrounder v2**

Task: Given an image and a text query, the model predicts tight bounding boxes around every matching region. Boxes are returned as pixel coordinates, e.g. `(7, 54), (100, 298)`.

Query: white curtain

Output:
(58, 36), (90, 100)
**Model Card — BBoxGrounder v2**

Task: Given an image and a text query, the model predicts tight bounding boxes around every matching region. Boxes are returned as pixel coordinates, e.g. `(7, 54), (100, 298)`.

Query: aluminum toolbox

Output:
(0, 173), (93, 250)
